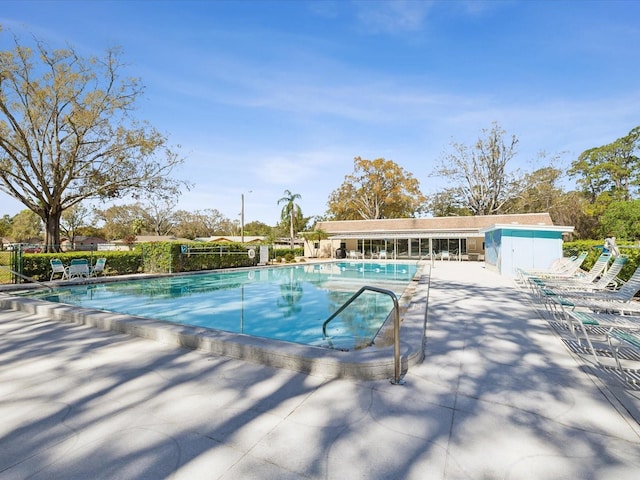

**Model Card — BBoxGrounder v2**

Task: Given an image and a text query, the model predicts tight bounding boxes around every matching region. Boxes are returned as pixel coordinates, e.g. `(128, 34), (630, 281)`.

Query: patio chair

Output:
(379, 250), (387, 260)
(50, 258), (68, 281)
(90, 257), (107, 277)
(562, 310), (640, 365)
(531, 255), (625, 294)
(549, 265), (640, 317)
(517, 252), (588, 280)
(606, 328), (640, 382)
(440, 251), (450, 261)
(67, 258), (90, 279)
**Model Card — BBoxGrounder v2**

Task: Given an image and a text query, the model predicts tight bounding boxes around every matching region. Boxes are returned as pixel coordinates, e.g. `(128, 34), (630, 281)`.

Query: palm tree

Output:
(278, 190), (302, 249)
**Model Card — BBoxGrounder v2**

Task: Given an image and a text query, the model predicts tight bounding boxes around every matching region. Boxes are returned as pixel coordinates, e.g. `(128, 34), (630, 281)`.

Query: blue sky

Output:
(1, 0), (639, 226)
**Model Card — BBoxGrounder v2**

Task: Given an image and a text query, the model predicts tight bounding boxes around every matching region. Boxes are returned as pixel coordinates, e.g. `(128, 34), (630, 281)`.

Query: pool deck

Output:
(1, 261), (640, 479)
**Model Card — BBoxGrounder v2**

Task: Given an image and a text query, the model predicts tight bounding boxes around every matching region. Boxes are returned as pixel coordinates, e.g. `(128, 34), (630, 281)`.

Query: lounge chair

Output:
(517, 252), (588, 280)
(67, 258), (90, 279)
(549, 265), (640, 316)
(528, 254), (623, 293)
(606, 328), (640, 381)
(561, 310), (640, 364)
(50, 258), (68, 281)
(90, 258), (107, 277)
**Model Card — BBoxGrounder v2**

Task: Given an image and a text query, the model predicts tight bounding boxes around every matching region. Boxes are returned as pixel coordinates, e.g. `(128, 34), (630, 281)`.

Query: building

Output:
(306, 213), (569, 261)
(61, 235), (108, 251)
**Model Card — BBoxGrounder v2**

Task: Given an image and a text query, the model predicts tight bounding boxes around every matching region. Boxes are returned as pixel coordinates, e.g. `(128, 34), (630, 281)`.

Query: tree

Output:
(139, 194), (178, 236)
(60, 203), (91, 245)
(548, 191), (599, 240)
(243, 220), (273, 236)
(504, 166), (565, 214)
(0, 214), (11, 240)
(426, 189), (472, 217)
(173, 209), (233, 239)
(430, 123), (527, 216)
(94, 204), (145, 240)
(10, 209), (41, 242)
(568, 126), (640, 204)
(278, 189), (302, 248)
(0, 32), (185, 251)
(599, 200), (640, 241)
(327, 157), (426, 220)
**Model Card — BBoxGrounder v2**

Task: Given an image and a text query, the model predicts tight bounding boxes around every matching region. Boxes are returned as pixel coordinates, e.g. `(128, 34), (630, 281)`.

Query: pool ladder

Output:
(322, 285), (405, 385)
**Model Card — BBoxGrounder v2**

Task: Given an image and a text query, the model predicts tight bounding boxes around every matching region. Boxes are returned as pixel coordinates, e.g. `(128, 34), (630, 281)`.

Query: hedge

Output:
(141, 242), (256, 273)
(13, 242), (258, 282)
(21, 251), (142, 282)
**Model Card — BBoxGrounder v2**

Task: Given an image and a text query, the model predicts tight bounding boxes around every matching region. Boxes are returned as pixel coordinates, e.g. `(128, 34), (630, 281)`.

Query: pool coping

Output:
(0, 261), (430, 380)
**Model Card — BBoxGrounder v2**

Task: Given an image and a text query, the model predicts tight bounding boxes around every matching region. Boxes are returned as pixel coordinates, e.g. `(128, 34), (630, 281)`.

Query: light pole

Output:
(241, 190), (252, 243)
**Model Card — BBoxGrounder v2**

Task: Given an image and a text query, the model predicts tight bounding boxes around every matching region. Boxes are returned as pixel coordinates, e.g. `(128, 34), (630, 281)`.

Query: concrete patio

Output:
(1, 262), (639, 479)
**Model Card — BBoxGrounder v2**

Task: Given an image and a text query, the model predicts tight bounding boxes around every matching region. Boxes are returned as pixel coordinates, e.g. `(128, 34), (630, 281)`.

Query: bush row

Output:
(21, 251), (142, 282)
(15, 242), (258, 282)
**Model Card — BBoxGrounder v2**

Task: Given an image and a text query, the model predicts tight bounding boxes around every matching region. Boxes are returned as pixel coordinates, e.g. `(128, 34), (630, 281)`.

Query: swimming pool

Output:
(20, 261), (419, 351)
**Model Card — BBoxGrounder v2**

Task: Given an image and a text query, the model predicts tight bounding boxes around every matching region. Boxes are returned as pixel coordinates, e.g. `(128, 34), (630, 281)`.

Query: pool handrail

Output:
(0, 265), (54, 291)
(322, 285), (404, 385)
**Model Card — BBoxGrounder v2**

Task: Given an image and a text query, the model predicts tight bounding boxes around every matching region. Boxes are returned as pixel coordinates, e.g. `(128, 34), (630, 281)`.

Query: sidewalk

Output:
(1, 262), (639, 479)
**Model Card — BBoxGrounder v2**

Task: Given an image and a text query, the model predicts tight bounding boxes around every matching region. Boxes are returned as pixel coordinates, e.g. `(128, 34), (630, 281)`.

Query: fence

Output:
(0, 242), (259, 285)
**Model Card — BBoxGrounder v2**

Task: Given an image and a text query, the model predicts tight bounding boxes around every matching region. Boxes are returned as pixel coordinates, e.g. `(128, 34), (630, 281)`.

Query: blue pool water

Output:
(23, 261), (419, 350)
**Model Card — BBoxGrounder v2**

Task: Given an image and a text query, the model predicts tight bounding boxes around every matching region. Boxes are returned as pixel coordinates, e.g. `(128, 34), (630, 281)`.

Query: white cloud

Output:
(354, 0), (435, 35)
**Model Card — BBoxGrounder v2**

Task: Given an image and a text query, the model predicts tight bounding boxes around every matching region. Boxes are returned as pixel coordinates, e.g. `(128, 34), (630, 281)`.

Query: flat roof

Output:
(480, 223), (575, 234)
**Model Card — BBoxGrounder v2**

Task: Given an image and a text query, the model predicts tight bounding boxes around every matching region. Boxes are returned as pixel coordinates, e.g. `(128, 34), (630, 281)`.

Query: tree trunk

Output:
(43, 209), (63, 253)
(290, 209), (294, 249)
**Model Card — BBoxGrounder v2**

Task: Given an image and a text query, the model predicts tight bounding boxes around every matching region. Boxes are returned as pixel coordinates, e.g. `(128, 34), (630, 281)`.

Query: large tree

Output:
(568, 126), (640, 204)
(0, 31), (184, 251)
(430, 123), (527, 216)
(9, 209), (41, 242)
(60, 203), (91, 245)
(327, 157), (426, 220)
(504, 166), (565, 213)
(94, 204), (146, 240)
(600, 199), (640, 241)
(139, 193), (179, 236)
(173, 208), (234, 239)
(278, 189), (302, 248)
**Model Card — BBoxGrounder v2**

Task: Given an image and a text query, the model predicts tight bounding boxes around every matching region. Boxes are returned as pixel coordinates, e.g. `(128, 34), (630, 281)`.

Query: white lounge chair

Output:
(518, 252), (588, 280)
(560, 310), (640, 365)
(549, 265), (640, 317)
(531, 255), (625, 294)
(90, 258), (107, 277)
(67, 258), (90, 279)
(50, 258), (68, 281)
(606, 329), (640, 381)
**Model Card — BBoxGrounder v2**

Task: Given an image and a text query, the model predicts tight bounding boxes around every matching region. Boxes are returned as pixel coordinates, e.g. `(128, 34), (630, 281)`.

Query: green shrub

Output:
(271, 247), (303, 259)
(15, 241), (257, 282)
(21, 251), (142, 282)
(166, 242), (255, 273)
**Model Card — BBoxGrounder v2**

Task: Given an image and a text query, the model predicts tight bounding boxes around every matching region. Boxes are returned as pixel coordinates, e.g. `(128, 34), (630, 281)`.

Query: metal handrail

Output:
(0, 265), (54, 291)
(322, 285), (404, 385)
